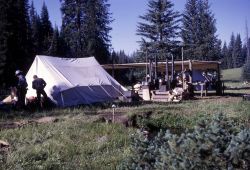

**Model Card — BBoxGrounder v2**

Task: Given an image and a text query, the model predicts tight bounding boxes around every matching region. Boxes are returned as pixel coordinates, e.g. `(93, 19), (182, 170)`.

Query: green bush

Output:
(120, 114), (250, 169)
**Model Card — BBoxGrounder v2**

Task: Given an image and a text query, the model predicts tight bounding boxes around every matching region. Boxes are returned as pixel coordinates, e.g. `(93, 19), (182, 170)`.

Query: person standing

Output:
(15, 70), (28, 109)
(32, 75), (47, 108)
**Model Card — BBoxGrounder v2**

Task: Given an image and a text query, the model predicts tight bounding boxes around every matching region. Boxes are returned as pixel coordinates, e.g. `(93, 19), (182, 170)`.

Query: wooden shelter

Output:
(103, 60), (221, 82)
(103, 60), (223, 96)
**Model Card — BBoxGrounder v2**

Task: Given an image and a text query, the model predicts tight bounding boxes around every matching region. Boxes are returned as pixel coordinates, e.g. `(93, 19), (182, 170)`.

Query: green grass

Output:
(1, 67), (250, 169)
(221, 67), (250, 94)
(222, 67), (242, 81)
(0, 117), (134, 170)
(1, 95), (250, 169)
(126, 99), (250, 130)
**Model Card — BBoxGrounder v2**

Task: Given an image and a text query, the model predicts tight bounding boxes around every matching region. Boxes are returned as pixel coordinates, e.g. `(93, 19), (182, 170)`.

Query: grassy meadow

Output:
(222, 67), (242, 81)
(1, 67), (250, 169)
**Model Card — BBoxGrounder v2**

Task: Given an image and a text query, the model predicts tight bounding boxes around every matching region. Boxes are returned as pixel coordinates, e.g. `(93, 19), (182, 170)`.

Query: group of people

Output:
(15, 70), (47, 109)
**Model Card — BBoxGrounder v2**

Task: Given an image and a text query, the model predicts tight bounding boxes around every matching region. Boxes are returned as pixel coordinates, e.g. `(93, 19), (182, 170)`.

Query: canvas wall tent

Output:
(25, 55), (127, 107)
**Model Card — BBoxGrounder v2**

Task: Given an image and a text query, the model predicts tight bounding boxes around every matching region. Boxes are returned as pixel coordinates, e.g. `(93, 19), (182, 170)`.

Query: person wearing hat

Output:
(15, 70), (28, 108)
(32, 75), (47, 108)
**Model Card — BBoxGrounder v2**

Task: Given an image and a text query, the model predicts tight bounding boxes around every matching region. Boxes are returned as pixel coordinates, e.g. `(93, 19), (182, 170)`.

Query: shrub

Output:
(120, 114), (250, 169)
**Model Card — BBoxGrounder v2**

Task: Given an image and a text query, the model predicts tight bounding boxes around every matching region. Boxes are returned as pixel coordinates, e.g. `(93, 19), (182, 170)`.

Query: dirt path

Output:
(0, 111), (130, 130)
(0, 116), (58, 130)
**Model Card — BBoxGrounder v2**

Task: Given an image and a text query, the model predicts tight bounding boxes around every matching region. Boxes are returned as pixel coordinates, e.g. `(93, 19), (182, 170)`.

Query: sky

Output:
(32, 0), (250, 55)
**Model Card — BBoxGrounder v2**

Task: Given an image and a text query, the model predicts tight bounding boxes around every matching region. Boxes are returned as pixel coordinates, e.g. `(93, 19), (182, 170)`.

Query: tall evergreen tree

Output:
(30, 1), (42, 55)
(181, 0), (218, 60)
(227, 33), (235, 69)
(242, 21), (250, 80)
(242, 44), (247, 64)
(60, 0), (112, 63)
(84, 0), (112, 64)
(48, 26), (66, 57)
(197, 0), (218, 60)
(214, 39), (222, 60)
(40, 2), (53, 54)
(233, 34), (243, 68)
(137, 0), (180, 60)
(221, 42), (228, 69)
(0, 0), (8, 85)
(61, 0), (85, 58)
(181, 0), (199, 59)
(0, 0), (32, 86)
(242, 38), (250, 80)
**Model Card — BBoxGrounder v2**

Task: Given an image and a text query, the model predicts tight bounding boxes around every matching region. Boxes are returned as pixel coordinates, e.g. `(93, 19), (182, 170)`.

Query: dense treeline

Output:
(60, 0), (112, 63)
(221, 33), (249, 69)
(0, 0), (113, 87)
(136, 0), (249, 65)
(0, 0), (61, 87)
(135, 0), (249, 81)
(136, 0), (220, 61)
(0, 0), (31, 87)
(0, 0), (249, 87)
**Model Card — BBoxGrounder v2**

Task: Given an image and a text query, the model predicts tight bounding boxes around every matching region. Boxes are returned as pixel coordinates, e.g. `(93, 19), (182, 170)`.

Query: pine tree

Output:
(197, 0), (218, 60)
(242, 21), (250, 80)
(227, 33), (235, 69)
(0, 0), (32, 86)
(30, 1), (42, 55)
(181, 0), (218, 61)
(40, 2), (53, 54)
(60, 0), (87, 58)
(181, 0), (199, 59)
(48, 26), (66, 57)
(137, 0), (180, 60)
(233, 34), (243, 68)
(215, 39), (222, 61)
(221, 42), (228, 69)
(84, 0), (113, 64)
(60, 0), (112, 63)
(0, 0), (8, 85)
(242, 41), (250, 80)
(242, 44), (247, 64)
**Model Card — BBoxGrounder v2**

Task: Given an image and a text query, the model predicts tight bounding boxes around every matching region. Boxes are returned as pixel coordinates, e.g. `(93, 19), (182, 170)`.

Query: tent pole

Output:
(61, 92), (65, 107)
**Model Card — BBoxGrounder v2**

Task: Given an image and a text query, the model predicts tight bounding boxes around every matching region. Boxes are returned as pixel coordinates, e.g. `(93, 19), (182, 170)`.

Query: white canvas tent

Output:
(25, 55), (127, 107)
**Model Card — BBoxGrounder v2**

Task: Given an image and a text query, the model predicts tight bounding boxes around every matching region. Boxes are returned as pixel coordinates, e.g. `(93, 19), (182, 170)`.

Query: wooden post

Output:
(181, 47), (184, 88)
(112, 104), (116, 123)
(149, 59), (153, 83)
(165, 58), (169, 89)
(171, 54), (174, 82)
(154, 54), (158, 80)
(217, 62), (222, 95)
(217, 63), (221, 82)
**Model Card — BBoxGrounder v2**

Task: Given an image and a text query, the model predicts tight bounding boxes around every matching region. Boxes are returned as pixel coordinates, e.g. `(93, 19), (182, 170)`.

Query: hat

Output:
(15, 70), (22, 75)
